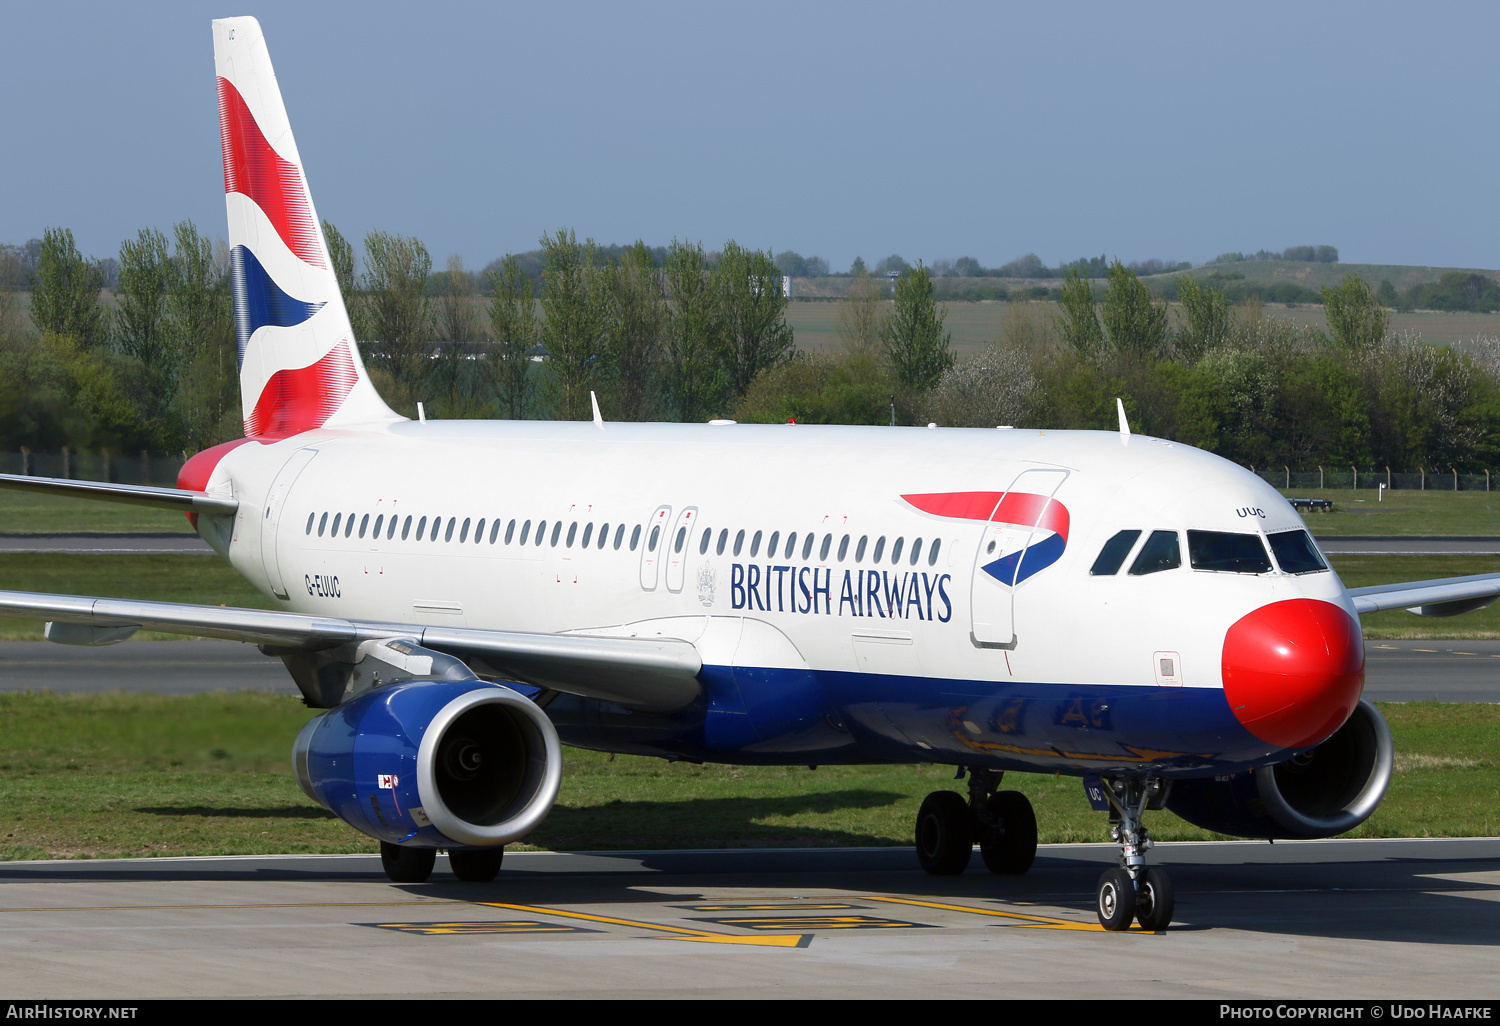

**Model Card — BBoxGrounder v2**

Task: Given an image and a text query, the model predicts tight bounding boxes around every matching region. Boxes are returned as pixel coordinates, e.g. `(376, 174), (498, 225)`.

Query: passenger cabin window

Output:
(801, 533), (813, 560)
(306, 513), (315, 535)
(581, 523), (592, 548)
(567, 522), (577, 547)
(909, 538), (922, 565)
(890, 537), (904, 564)
(551, 522), (562, 546)
(331, 513), (342, 536)
(1128, 530), (1182, 575)
(401, 515), (412, 540)
(386, 516), (396, 540)
(856, 536), (868, 562)
(837, 534), (850, 561)
(648, 525), (660, 551)
(629, 525), (640, 550)
(733, 529), (745, 556)
(615, 524), (626, 549)
(536, 520), (547, 545)
(1188, 530), (1271, 574)
(1091, 530), (1142, 576)
(1268, 529), (1328, 574)
(716, 529), (728, 555)
(820, 534), (832, 562)
(374, 514), (385, 539)
(415, 516), (427, 541)
(700, 527), (711, 555)
(674, 526), (686, 553)
(928, 538), (941, 565)
(750, 530), (762, 557)
(872, 537), (885, 563)
(359, 514), (369, 539)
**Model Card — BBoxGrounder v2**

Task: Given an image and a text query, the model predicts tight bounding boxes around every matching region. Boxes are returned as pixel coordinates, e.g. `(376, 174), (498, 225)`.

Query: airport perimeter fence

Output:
(0, 450), (188, 487)
(1253, 469), (1495, 492)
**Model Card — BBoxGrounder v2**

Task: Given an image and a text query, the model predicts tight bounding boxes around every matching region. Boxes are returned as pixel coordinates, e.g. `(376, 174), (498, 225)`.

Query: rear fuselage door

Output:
(664, 507), (699, 593)
(261, 447), (318, 599)
(639, 505), (672, 591)
(970, 467), (1069, 645)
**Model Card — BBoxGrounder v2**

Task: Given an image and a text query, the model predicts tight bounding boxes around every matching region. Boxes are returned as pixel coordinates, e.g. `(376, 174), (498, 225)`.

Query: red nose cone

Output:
(1221, 598), (1364, 749)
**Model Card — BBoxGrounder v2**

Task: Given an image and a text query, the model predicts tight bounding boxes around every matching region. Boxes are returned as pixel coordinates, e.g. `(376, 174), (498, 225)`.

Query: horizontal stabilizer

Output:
(1347, 572), (1500, 617)
(0, 589), (701, 712)
(0, 473), (238, 515)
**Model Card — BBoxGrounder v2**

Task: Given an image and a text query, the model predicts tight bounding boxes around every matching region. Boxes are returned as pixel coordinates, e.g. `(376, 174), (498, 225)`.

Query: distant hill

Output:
(1139, 259), (1500, 291)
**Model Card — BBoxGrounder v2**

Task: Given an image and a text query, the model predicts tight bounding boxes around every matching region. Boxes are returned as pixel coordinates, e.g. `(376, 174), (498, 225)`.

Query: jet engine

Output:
(293, 678), (561, 848)
(1165, 698), (1393, 839)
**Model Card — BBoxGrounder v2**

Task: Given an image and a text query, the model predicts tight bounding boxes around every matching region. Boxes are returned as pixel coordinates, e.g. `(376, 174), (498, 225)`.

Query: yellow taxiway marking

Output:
(369, 920), (597, 936)
(867, 895), (1150, 932)
(692, 915), (930, 931)
(0, 901), (470, 913)
(678, 902), (867, 911)
(476, 901), (811, 947)
(1412, 649), (1439, 653)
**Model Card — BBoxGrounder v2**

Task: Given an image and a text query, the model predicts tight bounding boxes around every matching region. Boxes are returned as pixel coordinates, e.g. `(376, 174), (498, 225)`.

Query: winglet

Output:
(1116, 398), (1131, 441)
(591, 391), (604, 431)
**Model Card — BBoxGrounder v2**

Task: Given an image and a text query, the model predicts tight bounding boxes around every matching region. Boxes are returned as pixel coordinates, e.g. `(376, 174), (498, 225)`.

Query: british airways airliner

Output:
(2, 17), (1495, 932)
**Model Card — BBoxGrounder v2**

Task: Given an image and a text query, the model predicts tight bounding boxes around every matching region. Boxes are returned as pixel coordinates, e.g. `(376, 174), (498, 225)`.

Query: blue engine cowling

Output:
(1165, 698), (1393, 839)
(292, 679), (562, 848)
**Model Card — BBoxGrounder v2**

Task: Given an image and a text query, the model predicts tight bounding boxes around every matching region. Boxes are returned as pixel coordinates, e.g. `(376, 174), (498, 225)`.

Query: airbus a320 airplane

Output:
(3, 17), (1496, 932)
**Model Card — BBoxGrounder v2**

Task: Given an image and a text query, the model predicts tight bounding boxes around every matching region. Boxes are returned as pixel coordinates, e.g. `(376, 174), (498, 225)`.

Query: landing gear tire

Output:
(1135, 866), (1174, 931)
(1096, 867), (1136, 931)
(915, 790), (973, 875)
(449, 847), (505, 883)
(978, 790), (1037, 875)
(380, 842), (436, 883)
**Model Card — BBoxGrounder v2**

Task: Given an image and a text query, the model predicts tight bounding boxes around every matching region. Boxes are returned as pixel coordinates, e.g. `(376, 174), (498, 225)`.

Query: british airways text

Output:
(730, 564), (952, 621)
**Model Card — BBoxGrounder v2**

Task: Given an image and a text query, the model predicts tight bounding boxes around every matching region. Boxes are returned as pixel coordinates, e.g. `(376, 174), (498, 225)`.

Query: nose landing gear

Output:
(915, 768), (1038, 877)
(1094, 776), (1174, 931)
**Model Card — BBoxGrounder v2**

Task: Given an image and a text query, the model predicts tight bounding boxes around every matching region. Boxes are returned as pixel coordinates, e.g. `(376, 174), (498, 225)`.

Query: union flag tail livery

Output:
(212, 17), (397, 439)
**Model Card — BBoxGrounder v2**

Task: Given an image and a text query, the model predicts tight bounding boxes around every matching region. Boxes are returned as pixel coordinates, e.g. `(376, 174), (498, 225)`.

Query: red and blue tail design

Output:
(903, 490), (1071, 585)
(213, 17), (397, 440)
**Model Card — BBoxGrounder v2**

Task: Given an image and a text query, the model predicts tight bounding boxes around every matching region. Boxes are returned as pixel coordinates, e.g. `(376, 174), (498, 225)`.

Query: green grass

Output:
(0, 694), (1491, 860)
(0, 554), (272, 640)
(0, 489), (195, 534)
(1288, 488), (1500, 537)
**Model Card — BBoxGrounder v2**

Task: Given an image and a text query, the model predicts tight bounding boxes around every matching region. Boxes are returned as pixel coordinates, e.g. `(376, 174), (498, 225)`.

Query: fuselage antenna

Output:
(1116, 397), (1130, 441)
(591, 391), (604, 431)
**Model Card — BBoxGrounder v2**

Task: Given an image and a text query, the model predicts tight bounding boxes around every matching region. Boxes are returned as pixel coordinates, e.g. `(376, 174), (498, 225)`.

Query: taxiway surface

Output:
(0, 638), (1493, 701)
(0, 840), (1494, 998)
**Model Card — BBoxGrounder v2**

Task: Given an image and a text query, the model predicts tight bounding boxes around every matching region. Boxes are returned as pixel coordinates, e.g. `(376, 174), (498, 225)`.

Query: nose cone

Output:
(1221, 599), (1364, 749)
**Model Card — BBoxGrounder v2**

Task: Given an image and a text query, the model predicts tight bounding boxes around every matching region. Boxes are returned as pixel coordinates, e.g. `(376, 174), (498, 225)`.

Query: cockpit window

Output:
(1188, 530), (1272, 574)
(1128, 530), (1182, 576)
(1091, 530), (1141, 576)
(1268, 529), (1328, 574)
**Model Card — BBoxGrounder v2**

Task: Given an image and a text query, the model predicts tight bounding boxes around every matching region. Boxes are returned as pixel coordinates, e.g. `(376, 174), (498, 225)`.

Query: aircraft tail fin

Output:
(211, 17), (400, 440)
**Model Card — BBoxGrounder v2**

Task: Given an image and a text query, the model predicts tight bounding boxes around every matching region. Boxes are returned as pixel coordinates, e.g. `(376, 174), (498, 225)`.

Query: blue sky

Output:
(3, 0), (1497, 272)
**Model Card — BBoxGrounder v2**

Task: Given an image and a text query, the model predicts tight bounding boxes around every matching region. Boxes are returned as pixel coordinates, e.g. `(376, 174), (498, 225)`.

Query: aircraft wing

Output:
(1347, 572), (1500, 617)
(0, 472), (238, 515)
(0, 590), (702, 712)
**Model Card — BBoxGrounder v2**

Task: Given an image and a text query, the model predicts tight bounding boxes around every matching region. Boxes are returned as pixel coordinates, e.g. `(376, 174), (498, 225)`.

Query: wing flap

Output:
(0, 473), (238, 515)
(0, 590), (701, 711)
(1347, 572), (1500, 616)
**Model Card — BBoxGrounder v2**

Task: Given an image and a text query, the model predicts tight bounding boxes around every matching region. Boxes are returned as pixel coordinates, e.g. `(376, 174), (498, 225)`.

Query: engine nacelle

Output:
(293, 679), (561, 848)
(1166, 698), (1393, 839)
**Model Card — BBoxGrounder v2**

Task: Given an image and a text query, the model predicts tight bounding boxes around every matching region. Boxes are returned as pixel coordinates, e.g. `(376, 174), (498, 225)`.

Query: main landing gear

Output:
(915, 768), (1038, 877)
(1094, 776), (1174, 932)
(379, 842), (505, 883)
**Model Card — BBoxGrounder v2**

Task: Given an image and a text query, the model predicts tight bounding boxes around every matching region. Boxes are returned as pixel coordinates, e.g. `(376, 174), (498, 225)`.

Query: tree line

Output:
(4, 223), (1499, 475)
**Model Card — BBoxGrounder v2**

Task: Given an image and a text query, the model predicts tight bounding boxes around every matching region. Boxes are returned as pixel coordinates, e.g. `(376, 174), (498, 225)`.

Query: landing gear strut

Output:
(1094, 776), (1174, 931)
(915, 769), (1037, 877)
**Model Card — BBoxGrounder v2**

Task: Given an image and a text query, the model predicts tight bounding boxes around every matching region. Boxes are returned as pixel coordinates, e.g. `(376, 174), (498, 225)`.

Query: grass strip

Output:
(0, 693), (1492, 860)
